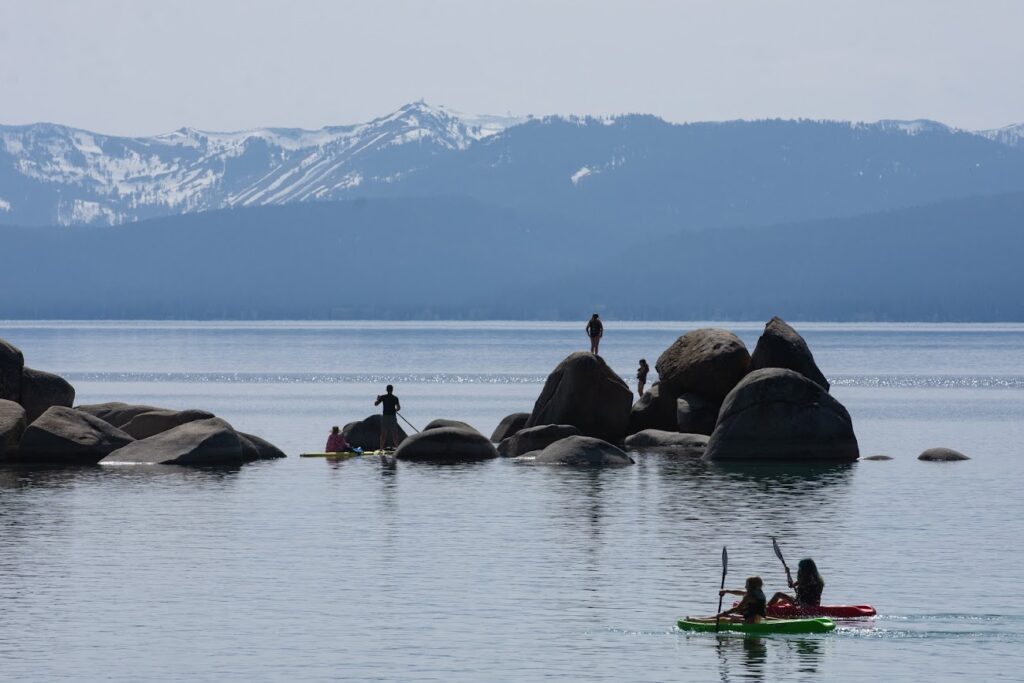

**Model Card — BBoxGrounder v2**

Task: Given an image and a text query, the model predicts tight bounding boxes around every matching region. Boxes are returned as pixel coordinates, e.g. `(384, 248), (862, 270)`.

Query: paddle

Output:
(772, 536), (793, 587)
(715, 546), (728, 633)
(397, 412), (420, 433)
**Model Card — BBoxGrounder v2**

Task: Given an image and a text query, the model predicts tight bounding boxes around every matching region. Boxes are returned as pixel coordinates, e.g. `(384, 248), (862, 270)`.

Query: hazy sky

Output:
(1, 0), (1021, 135)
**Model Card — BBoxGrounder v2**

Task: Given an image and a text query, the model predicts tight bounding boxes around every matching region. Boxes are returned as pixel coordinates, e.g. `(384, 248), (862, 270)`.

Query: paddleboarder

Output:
(374, 384), (402, 452)
(586, 313), (604, 355)
(325, 426), (350, 453)
(716, 576), (767, 624)
(768, 558), (825, 609)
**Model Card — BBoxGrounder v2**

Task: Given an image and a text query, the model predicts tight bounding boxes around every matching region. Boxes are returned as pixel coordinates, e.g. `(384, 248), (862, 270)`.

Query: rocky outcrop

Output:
(705, 368), (858, 462)
(749, 317), (829, 390)
(526, 352), (632, 442)
(918, 447), (970, 462)
(531, 436), (634, 466)
(19, 367), (76, 424)
(76, 402), (163, 428)
(624, 430), (709, 456)
(238, 431), (287, 460)
(102, 417), (244, 466)
(393, 427), (498, 463)
(628, 382), (679, 434)
(675, 393), (720, 435)
(490, 412), (530, 442)
(18, 406), (135, 464)
(342, 415), (408, 450)
(497, 423), (580, 457)
(0, 338), (24, 402)
(0, 399), (26, 459)
(120, 408), (215, 440)
(423, 418), (480, 435)
(655, 328), (751, 401)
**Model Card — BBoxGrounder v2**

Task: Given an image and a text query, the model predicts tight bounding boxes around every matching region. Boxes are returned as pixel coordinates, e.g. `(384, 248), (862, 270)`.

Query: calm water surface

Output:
(1, 321), (1022, 682)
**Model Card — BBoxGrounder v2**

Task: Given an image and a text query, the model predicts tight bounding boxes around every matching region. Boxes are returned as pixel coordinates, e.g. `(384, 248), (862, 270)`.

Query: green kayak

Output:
(677, 617), (835, 635)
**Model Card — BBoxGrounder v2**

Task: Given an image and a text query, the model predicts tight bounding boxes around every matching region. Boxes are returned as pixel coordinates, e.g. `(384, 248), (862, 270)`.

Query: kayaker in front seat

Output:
(769, 558), (825, 609)
(717, 576), (767, 623)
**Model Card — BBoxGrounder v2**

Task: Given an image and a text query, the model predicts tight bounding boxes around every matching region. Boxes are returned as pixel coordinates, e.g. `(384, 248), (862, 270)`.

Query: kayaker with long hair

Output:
(716, 576), (767, 623)
(769, 558), (825, 608)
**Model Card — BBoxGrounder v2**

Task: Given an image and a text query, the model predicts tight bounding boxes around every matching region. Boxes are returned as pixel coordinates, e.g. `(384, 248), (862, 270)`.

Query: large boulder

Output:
(918, 447), (970, 462)
(624, 429), (709, 456)
(238, 431), (287, 460)
(0, 338), (24, 402)
(655, 328), (751, 401)
(20, 367), (76, 424)
(76, 402), (163, 428)
(526, 352), (632, 442)
(490, 412), (530, 442)
(531, 436), (634, 466)
(120, 408), (215, 440)
(675, 393), (720, 435)
(628, 382), (679, 434)
(705, 368), (858, 462)
(393, 427), (497, 464)
(749, 317), (829, 390)
(18, 406), (135, 464)
(497, 423), (580, 457)
(423, 418), (481, 435)
(102, 418), (244, 466)
(0, 399), (26, 459)
(342, 415), (408, 450)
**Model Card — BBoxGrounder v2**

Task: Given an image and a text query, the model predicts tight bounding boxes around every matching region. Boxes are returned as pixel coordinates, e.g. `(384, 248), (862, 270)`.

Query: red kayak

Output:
(734, 602), (876, 618)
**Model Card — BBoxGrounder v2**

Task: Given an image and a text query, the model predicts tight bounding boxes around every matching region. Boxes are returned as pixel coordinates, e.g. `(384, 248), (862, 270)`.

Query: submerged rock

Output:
(656, 328), (750, 401)
(342, 415), (408, 450)
(76, 402), (163, 429)
(749, 317), (829, 390)
(628, 382), (680, 434)
(526, 352), (632, 442)
(705, 368), (858, 462)
(102, 417), (244, 466)
(624, 429), (709, 456)
(675, 392), (720, 436)
(121, 408), (215, 440)
(918, 447), (970, 462)
(20, 367), (76, 424)
(0, 338), (24, 402)
(0, 399), (26, 459)
(531, 436), (634, 467)
(393, 427), (497, 463)
(18, 406), (135, 464)
(490, 412), (530, 442)
(864, 455), (893, 461)
(497, 423), (580, 457)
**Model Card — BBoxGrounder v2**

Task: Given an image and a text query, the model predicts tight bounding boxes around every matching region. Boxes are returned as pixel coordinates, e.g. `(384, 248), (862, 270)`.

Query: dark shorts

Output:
(381, 414), (399, 432)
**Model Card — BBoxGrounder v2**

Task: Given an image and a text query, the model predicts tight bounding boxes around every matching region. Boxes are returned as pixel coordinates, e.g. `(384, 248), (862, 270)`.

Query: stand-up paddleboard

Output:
(300, 450), (391, 458)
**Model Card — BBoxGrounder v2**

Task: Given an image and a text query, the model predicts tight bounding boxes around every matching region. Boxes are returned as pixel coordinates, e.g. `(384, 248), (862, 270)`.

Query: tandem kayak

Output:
(767, 603), (875, 619)
(677, 617), (836, 635)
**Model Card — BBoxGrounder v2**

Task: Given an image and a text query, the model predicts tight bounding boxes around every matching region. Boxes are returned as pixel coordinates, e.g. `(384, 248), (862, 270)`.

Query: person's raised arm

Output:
(374, 395), (382, 406)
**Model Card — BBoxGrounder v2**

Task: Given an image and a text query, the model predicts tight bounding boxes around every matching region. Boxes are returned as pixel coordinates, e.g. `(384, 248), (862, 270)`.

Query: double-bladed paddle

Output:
(772, 536), (793, 586)
(715, 546), (728, 633)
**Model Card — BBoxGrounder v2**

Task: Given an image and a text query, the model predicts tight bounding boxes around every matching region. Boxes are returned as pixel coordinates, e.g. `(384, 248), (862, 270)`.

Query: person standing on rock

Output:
(374, 384), (401, 452)
(636, 358), (649, 396)
(586, 313), (604, 355)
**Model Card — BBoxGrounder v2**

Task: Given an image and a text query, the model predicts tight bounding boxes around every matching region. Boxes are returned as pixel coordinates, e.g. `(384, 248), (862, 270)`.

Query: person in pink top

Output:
(325, 426), (350, 453)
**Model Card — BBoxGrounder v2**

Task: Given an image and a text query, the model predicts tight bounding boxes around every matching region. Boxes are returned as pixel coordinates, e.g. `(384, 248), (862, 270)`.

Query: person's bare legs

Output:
(592, 336), (601, 355)
(638, 380), (646, 396)
(768, 592), (795, 607)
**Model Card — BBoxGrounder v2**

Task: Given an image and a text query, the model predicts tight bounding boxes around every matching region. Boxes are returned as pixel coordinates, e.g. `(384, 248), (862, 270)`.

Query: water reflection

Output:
(713, 635), (825, 682)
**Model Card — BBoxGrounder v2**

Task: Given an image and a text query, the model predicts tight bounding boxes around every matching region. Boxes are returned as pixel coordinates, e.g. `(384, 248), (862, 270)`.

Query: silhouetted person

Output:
(374, 384), (401, 452)
(586, 313), (604, 355)
(636, 358), (649, 396)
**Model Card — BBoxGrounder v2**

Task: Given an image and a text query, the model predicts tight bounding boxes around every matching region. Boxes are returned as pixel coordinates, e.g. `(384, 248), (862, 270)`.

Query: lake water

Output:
(1, 321), (1023, 682)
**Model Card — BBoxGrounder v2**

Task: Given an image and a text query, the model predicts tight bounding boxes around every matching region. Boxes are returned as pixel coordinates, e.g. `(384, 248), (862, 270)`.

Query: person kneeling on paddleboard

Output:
(769, 558), (825, 609)
(717, 576), (767, 624)
(325, 426), (350, 453)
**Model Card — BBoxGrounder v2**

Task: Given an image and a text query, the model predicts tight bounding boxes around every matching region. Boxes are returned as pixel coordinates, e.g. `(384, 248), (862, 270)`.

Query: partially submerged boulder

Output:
(342, 415), (408, 450)
(490, 412), (530, 442)
(656, 328), (751, 401)
(76, 402), (163, 428)
(0, 399), (26, 459)
(918, 447), (970, 462)
(624, 429), (709, 456)
(20, 368), (76, 424)
(102, 417), (244, 466)
(705, 368), (858, 462)
(526, 352), (632, 442)
(0, 338), (24, 402)
(531, 436), (634, 467)
(749, 317), (829, 390)
(864, 455), (893, 461)
(675, 393), (720, 435)
(393, 427), (497, 464)
(423, 418), (480, 435)
(628, 382), (679, 434)
(238, 431), (287, 460)
(497, 423), (580, 457)
(121, 408), (215, 440)
(18, 406), (134, 464)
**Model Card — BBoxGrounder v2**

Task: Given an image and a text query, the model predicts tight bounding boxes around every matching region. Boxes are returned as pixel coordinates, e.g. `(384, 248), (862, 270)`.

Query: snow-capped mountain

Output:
(978, 123), (1024, 148)
(0, 101), (523, 226)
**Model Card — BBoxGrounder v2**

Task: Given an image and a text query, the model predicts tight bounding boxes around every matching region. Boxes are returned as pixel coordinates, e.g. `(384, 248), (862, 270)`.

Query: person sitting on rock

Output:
(325, 426), (350, 453)
(374, 384), (401, 452)
(586, 313), (604, 355)
(769, 558), (825, 609)
(636, 358), (649, 396)
(717, 576), (768, 624)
